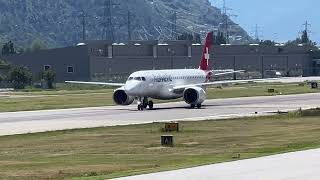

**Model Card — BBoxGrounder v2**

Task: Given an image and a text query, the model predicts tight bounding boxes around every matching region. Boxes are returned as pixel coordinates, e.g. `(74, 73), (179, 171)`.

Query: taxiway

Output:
(115, 148), (320, 180)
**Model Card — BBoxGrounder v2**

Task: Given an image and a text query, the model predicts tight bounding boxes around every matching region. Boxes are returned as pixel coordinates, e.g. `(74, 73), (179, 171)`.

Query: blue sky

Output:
(209, 0), (319, 44)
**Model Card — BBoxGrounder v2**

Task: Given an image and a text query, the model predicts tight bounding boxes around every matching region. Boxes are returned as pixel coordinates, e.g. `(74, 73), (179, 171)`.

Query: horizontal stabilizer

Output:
(213, 70), (245, 76)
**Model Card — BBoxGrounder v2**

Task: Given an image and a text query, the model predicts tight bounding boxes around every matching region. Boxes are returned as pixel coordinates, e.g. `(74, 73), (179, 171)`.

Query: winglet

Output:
(199, 31), (213, 71)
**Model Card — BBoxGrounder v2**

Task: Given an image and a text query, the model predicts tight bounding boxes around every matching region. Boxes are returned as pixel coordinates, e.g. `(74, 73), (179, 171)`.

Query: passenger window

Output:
(134, 77), (141, 81)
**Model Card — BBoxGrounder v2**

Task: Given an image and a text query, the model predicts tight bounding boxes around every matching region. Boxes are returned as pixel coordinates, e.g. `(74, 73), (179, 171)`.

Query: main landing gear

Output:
(137, 97), (154, 111)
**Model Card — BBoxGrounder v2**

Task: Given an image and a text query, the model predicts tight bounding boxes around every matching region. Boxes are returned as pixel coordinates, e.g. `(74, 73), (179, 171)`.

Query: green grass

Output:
(1, 111), (320, 179)
(0, 89), (115, 112)
(206, 83), (320, 99)
(0, 82), (319, 112)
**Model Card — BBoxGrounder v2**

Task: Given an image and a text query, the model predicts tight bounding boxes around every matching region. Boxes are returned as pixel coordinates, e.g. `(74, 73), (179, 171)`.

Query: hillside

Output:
(0, 0), (250, 48)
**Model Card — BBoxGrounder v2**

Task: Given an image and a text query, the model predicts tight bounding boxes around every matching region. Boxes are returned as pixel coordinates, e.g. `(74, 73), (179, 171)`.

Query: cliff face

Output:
(0, 0), (250, 48)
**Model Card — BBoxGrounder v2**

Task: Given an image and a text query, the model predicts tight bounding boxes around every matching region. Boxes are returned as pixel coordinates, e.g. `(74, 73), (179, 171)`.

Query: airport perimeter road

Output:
(115, 148), (320, 180)
(0, 93), (320, 136)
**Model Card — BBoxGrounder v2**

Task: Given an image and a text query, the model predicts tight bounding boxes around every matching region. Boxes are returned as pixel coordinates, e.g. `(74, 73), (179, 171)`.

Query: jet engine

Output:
(183, 87), (206, 105)
(113, 88), (134, 105)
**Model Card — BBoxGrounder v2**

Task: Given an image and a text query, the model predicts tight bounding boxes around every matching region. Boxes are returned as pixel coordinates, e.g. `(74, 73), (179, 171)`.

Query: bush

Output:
(8, 66), (32, 89)
(40, 70), (56, 89)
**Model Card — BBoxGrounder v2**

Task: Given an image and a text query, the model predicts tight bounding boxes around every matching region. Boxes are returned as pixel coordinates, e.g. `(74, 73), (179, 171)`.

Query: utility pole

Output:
(127, 0), (133, 41)
(222, 0), (228, 42)
(171, 11), (177, 40)
(221, 0), (236, 44)
(127, 10), (132, 41)
(301, 20), (311, 44)
(102, 0), (112, 41)
(303, 20), (311, 33)
(80, 10), (87, 41)
(254, 24), (259, 41)
(102, 0), (119, 41)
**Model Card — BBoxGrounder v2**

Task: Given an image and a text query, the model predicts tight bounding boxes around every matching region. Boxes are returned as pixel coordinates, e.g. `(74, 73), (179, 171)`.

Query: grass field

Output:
(1, 82), (320, 112)
(1, 109), (320, 179)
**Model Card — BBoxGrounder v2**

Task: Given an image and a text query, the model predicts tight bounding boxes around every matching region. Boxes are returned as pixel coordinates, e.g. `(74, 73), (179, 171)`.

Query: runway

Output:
(115, 148), (320, 180)
(0, 93), (320, 136)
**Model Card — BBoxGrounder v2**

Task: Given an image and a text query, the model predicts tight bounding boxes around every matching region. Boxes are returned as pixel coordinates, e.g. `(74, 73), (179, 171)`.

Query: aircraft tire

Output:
(148, 101), (154, 109)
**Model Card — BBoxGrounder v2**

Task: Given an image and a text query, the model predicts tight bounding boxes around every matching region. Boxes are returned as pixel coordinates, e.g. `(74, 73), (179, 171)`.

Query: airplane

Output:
(65, 32), (275, 110)
(66, 32), (251, 110)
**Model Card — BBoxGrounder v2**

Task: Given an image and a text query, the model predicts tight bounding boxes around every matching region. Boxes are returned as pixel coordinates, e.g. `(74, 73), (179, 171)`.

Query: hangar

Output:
(4, 40), (318, 82)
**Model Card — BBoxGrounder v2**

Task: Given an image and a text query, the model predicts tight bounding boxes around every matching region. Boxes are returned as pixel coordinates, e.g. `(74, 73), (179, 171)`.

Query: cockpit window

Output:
(130, 77), (146, 81)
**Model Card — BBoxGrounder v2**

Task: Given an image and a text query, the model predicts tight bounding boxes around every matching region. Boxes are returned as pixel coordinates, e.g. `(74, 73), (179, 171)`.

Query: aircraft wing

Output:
(213, 70), (245, 76)
(172, 77), (315, 91)
(65, 81), (125, 87)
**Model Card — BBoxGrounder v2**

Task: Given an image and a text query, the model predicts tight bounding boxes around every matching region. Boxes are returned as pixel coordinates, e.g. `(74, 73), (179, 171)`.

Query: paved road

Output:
(0, 93), (319, 136)
(115, 148), (320, 180)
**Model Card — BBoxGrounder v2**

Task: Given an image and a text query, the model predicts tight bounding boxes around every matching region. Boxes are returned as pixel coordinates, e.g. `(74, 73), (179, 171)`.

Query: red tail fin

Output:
(199, 31), (213, 71)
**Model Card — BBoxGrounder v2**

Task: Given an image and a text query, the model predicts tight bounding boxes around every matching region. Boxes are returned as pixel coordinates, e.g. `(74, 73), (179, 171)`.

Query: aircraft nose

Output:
(124, 81), (139, 93)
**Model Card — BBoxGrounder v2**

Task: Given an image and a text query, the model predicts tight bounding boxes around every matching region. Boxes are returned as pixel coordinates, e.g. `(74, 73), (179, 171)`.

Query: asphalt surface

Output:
(115, 148), (320, 180)
(0, 93), (320, 136)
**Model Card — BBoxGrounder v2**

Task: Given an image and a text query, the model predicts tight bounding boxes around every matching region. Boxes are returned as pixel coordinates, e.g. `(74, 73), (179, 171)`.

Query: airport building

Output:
(4, 40), (318, 82)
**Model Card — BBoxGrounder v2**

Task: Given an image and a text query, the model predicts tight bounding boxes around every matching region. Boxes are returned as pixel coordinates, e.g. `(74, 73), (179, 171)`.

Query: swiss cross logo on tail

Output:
(199, 32), (213, 71)
(204, 47), (210, 66)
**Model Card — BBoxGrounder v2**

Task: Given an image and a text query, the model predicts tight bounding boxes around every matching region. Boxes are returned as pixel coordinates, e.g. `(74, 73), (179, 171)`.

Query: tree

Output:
(260, 40), (275, 46)
(0, 59), (11, 84)
(285, 30), (316, 46)
(177, 33), (201, 43)
(213, 31), (227, 45)
(285, 38), (302, 46)
(8, 66), (32, 89)
(30, 38), (48, 52)
(2, 43), (9, 55)
(9, 41), (15, 54)
(301, 30), (309, 44)
(177, 33), (194, 41)
(41, 70), (56, 89)
(2, 41), (16, 55)
(194, 33), (201, 43)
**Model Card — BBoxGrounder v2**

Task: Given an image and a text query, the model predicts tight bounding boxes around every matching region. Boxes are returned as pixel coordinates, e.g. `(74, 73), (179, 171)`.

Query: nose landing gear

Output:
(137, 97), (154, 111)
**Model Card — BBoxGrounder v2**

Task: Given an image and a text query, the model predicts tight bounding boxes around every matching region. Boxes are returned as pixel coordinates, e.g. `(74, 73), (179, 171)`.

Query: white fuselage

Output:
(123, 69), (207, 99)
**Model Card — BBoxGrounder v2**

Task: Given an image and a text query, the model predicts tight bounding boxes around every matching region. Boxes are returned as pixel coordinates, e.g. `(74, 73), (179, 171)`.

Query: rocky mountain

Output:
(0, 0), (251, 48)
